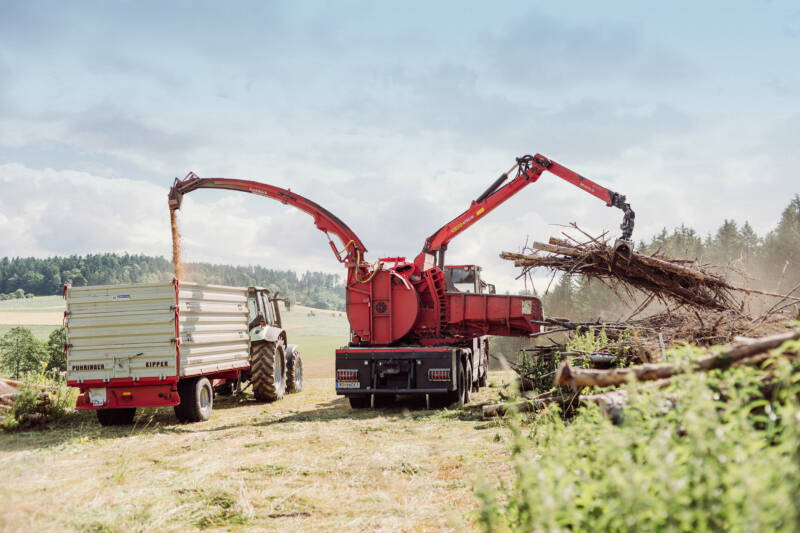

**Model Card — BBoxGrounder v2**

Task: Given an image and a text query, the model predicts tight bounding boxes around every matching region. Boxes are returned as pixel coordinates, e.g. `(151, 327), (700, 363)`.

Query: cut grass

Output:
(0, 373), (516, 532)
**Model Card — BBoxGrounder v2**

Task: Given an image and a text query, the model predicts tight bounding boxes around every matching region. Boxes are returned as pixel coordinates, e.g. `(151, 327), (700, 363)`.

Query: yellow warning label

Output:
(476, 207), (485, 216)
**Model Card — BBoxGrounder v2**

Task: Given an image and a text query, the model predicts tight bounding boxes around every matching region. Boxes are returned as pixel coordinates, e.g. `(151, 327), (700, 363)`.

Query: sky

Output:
(0, 1), (798, 293)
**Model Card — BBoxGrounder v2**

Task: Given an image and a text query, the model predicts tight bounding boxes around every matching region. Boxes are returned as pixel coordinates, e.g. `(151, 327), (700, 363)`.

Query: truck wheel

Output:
(174, 377), (213, 422)
(429, 360), (465, 409)
(464, 360), (472, 404)
(251, 341), (286, 402)
(348, 395), (370, 409)
(478, 366), (488, 388)
(96, 408), (136, 426)
(286, 349), (303, 394)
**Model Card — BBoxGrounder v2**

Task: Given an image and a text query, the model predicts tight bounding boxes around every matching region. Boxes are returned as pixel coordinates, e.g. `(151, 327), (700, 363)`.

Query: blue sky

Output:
(0, 1), (798, 291)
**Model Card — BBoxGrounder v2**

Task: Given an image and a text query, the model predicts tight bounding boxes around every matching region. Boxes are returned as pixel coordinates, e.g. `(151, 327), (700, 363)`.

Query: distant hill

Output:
(0, 254), (345, 311)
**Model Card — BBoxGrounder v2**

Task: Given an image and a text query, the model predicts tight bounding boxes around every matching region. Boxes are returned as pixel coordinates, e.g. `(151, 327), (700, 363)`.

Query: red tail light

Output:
(337, 369), (358, 381)
(428, 368), (451, 381)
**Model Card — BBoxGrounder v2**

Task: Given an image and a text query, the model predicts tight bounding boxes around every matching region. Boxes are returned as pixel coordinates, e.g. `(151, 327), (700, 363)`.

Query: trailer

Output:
(65, 280), (302, 425)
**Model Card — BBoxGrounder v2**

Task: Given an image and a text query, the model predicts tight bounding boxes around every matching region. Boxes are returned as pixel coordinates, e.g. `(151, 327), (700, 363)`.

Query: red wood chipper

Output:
(168, 154), (634, 408)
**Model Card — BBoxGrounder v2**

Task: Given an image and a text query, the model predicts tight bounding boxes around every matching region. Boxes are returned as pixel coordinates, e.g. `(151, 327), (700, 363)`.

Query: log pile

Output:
(501, 235), (739, 311)
(0, 377), (58, 426)
(554, 329), (799, 388)
(485, 329), (799, 418)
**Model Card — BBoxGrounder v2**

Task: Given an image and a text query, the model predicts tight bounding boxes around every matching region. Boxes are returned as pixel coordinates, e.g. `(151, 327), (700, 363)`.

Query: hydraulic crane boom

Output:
(418, 154), (635, 268)
(168, 172), (367, 266)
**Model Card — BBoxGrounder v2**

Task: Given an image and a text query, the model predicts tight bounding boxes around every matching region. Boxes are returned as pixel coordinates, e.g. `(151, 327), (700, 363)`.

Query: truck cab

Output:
(444, 265), (496, 294)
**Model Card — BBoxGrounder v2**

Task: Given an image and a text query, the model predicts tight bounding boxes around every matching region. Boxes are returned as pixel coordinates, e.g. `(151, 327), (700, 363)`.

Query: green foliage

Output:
(476, 344), (800, 532)
(0, 253), (345, 310)
(2, 368), (75, 430)
(0, 326), (47, 378)
(45, 327), (67, 372)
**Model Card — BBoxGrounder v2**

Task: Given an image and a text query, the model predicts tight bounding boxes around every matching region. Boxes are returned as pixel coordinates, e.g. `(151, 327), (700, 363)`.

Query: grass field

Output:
(0, 373), (514, 531)
(0, 296), (514, 531)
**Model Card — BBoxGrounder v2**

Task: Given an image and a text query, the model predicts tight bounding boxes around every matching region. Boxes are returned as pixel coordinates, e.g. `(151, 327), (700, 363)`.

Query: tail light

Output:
(428, 368), (451, 381)
(337, 369), (358, 381)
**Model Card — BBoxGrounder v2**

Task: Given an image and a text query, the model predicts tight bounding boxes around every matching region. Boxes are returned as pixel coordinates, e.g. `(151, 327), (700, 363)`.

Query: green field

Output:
(0, 295), (64, 311)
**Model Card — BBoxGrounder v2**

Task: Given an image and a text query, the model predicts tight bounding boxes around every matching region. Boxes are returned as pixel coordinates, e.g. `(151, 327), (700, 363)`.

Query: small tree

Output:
(0, 327), (46, 378)
(45, 327), (67, 372)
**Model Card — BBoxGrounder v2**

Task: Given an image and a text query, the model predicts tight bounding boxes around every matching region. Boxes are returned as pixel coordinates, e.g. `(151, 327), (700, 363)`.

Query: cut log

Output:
(555, 330), (799, 388)
(482, 390), (628, 419)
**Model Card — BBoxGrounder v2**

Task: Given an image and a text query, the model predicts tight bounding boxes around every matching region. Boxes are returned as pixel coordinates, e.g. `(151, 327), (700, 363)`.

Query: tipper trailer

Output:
(65, 280), (302, 425)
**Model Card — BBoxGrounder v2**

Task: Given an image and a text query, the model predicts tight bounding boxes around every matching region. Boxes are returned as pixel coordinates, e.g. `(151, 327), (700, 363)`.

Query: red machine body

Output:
(169, 153), (633, 406)
(169, 154), (633, 348)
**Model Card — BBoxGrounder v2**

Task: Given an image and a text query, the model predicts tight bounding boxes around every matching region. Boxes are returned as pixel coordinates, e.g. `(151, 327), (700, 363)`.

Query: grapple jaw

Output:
(612, 238), (633, 261)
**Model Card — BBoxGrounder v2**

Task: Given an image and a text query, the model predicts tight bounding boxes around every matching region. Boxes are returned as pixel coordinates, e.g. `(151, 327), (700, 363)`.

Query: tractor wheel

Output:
(174, 377), (213, 422)
(251, 341), (286, 402)
(286, 350), (304, 394)
(348, 395), (370, 409)
(97, 408), (136, 426)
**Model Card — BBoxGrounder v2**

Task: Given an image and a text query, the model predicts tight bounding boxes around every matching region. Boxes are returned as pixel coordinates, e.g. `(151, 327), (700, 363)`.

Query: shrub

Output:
(477, 344), (800, 531)
(2, 368), (75, 430)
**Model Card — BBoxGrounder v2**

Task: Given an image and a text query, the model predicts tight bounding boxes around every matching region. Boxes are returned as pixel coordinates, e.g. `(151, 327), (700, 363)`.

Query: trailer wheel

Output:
(251, 341), (286, 402)
(174, 377), (213, 422)
(96, 408), (136, 426)
(286, 349), (303, 394)
(348, 395), (370, 409)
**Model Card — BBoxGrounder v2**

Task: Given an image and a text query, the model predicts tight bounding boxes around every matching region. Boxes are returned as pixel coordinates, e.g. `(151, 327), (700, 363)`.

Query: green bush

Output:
(477, 340), (800, 532)
(2, 369), (75, 430)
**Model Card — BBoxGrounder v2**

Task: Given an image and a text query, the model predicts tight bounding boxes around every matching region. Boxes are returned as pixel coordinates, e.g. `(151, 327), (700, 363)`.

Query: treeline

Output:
(0, 254), (346, 310)
(541, 195), (800, 320)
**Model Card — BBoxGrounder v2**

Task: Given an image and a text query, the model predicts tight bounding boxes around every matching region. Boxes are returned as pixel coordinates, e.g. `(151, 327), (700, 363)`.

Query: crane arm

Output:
(168, 172), (367, 264)
(419, 154), (635, 261)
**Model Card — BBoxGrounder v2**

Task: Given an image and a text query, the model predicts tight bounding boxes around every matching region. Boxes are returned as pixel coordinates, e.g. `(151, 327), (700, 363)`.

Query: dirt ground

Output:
(0, 366), (514, 532)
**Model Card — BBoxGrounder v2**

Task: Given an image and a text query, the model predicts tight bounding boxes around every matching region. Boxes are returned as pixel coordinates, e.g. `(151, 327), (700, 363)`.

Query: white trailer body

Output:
(66, 280), (251, 410)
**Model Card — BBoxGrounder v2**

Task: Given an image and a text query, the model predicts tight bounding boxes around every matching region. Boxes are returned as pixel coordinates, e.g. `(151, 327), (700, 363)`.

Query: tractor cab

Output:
(246, 287), (290, 340)
(444, 265), (496, 294)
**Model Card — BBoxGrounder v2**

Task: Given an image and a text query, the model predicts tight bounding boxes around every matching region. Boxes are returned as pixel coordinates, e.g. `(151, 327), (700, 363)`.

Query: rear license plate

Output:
(336, 381), (360, 389)
(89, 388), (107, 406)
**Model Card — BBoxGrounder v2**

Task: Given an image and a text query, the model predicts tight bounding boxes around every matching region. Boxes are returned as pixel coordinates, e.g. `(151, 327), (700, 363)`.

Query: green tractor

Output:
(218, 287), (303, 401)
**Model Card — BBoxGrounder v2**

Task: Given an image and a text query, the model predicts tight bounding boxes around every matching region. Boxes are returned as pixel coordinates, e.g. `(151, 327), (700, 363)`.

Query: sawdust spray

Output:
(170, 208), (185, 280)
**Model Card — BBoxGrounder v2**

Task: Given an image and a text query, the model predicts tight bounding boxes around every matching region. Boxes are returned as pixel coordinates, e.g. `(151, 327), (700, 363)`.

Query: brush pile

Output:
(501, 233), (739, 311)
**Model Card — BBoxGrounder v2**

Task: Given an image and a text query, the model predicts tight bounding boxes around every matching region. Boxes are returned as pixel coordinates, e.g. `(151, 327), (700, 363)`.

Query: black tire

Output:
(348, 395), (370, 409)
(251, 341), (286, 402)
(478, 365), (488, 388)
(97, 408), (136, 426)
(464, 360), (472, 404)
(429, 359), (465, 409)
(174, 377), (213, 423)
(286, 349), (303, 394)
